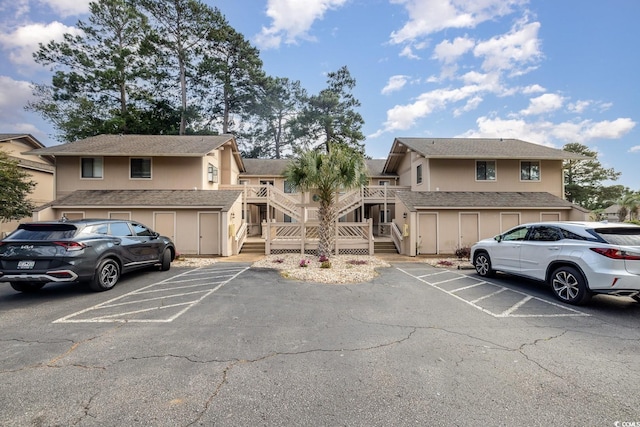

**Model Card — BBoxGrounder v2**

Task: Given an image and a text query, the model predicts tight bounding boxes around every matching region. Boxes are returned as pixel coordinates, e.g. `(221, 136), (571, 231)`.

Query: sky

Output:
(0, 0), (638, 188)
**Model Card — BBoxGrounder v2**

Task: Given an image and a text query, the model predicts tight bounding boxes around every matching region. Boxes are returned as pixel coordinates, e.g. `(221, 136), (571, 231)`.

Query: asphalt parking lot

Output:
(1, 261), (639, 426)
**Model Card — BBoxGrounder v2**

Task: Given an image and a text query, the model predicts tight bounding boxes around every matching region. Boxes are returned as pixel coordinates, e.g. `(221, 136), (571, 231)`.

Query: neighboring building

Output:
(603, 204), (629, 222)
(0, 134), (55, 238)
(24, 134), (590, 257)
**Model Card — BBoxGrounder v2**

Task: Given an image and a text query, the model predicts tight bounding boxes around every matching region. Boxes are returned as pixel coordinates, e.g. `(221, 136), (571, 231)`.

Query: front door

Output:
(418, 213), (437, 254)
(199, 212), (220, 255)
(154, 212), (175, 241)
(459, 213), (479, 248)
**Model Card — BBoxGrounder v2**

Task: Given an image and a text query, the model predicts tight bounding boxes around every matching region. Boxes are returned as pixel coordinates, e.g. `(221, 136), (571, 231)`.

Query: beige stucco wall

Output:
(427, 159), (564, 197)
(55, 156), (205, 196)
(35, 207), (223, 256)
(401, 207), (584, 256)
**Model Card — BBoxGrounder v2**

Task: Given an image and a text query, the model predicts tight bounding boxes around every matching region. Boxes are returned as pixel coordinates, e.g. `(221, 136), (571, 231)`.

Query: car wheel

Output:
(550, 266), (591, 305)
(160, 249), (171, 271)
(10, 282), (45, 293)
(473, 251), (495, 277)
(90, 258), (120, 292)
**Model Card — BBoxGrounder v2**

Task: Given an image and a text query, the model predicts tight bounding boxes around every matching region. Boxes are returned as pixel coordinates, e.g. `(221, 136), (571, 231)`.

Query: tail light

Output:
(590, 248), (640, 260)
(53, 241), (86, 251)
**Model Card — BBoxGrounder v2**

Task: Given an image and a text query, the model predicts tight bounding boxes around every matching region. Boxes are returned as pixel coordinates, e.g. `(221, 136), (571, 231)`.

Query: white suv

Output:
(471, 221), (640, 305)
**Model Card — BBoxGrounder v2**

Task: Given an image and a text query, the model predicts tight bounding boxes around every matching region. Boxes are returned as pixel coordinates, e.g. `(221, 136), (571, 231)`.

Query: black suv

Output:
(0, 219), (175, 293)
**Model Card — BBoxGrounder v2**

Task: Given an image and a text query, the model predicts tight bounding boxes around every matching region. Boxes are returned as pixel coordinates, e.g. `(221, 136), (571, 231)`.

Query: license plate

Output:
(17, 260), (35, 270)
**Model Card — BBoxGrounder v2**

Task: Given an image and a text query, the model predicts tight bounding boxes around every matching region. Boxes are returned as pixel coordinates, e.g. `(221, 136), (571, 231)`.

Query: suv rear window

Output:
(9, 224), (78, 240)
(592, 227), (640, 246)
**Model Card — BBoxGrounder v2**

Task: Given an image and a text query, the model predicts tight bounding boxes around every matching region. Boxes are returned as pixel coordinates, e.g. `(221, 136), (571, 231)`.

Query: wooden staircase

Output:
(240, 240), (265, 254)
(374, 240), (398, 254)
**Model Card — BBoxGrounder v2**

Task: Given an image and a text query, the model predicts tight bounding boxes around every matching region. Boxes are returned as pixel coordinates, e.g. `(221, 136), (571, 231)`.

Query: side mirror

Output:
(494, 235), (502, 242)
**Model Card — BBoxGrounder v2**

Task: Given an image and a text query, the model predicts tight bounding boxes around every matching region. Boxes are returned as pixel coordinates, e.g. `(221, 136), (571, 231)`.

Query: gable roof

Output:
(384, 138), (590, 173)
(396, 191), (588, 212)
(241, 159), (290, 176)
(0, 134), (46, 149)
(42, 190), (242, 210)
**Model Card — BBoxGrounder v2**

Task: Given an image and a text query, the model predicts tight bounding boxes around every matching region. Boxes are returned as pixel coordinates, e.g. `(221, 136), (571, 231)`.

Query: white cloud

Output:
(583, 118), (636, 140)
(389, 0), (526, 44)
(520, 93), (564, 116)
(522, 84), (545, 94)
(567, 100), (591, 114)
(473, 20), (542, 73)
(381, 75), (409, 95)
(0, 21), (82, 69)
(0, 75), (42, 135)
(629, 146), (640, 153)
(433, 36), (475, 64)
(380, 85), (483, 132)
(399, 45), (420, 60)
(255, 0), (348, 49)
(40, 0), (91, 17)
(459, 115), (636, 146)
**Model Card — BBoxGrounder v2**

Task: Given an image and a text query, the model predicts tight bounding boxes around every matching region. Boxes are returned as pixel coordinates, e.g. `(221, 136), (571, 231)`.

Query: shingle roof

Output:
(365, 159), (392, 176)
(44, 190), (242, 210)
(396, 191), (588, 211)
(26, 134), (236, 157)
(0, 134), (47, 150)
(384, 138), (590, 173)
(241, 159), (291, 176)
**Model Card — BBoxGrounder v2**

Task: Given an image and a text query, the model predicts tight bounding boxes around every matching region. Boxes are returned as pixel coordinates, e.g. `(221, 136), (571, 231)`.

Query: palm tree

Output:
(285, 145), (368, 257)
(618, 192), (640, 221)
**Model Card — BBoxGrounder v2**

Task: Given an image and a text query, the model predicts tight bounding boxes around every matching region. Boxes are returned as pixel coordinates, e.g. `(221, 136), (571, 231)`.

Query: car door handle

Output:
(547, 246), (560, 250)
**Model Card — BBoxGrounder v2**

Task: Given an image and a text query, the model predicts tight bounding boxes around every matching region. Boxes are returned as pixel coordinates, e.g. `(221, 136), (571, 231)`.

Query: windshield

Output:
(593, 227), (640, 246)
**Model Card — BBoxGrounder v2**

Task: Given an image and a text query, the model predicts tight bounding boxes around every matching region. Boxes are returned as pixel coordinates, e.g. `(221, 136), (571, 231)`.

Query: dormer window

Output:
(130, 158), (151, 179)
(208, 163), (218, 183)
(476, 160), (496, 181)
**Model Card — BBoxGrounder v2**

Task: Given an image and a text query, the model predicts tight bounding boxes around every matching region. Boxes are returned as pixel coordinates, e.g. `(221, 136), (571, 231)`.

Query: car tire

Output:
(550, 266), (591, 305)
(90, 258), (120, 292)
(10, 282), (45, 293)
(473, 251), (495, 278)
(160, 249), (171, 271)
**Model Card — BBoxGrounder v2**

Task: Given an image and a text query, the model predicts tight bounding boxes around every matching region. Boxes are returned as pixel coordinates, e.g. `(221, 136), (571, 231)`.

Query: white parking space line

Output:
(397, 267), (589, 318)
(54, 265), (248, 324)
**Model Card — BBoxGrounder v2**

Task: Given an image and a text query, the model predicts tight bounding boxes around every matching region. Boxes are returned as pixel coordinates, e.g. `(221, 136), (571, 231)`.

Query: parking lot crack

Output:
(184, 328), (417, 426)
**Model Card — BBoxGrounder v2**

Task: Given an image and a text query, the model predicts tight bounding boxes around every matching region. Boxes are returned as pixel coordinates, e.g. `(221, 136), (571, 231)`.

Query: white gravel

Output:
(252, 254), (391, 284)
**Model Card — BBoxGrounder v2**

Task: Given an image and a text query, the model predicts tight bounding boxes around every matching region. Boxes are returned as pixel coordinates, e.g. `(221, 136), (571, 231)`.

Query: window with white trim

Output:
(130, 158), (151, 179)
(416, 164), (423, 184)
(520, 161), (540, 181)
(476, 160), (496, 181)
(208, 163), (218, 183)
(81, 157), (103, 178)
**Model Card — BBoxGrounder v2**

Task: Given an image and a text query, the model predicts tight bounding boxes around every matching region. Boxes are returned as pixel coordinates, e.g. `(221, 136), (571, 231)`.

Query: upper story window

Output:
(476, 160), (496, 181)
(81, 157), (103, 179)
(207, 163), (218, 183)
(521, 161), (540, 181)
(379, 180), (390, 186)
(416, 164), (423, 184)
(284, 180), (294, 193)
(130, 158), (151, 179)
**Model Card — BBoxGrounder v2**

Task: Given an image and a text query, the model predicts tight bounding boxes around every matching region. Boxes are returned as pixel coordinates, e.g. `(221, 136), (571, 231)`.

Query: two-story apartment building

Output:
(24, 134), (589, 257)
(0, 134), (55, 238)
(27, 134), (246, 256)
(384, 138), (589, 255)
